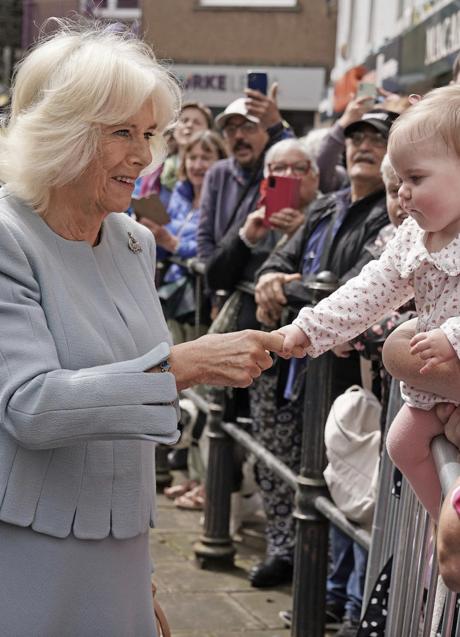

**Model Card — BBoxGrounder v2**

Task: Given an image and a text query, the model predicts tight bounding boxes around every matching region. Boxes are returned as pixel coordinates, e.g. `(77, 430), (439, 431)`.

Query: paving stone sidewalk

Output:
(150, 489), (292, 637)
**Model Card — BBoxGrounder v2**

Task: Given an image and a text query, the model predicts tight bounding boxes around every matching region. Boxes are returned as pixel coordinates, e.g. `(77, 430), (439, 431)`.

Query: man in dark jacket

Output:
(197, 87), (292, 261)
(252, 110), (397, 636)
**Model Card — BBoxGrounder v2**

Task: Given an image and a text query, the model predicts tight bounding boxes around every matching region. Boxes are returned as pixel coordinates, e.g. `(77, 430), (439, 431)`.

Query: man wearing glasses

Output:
(197, 89), (292, 260)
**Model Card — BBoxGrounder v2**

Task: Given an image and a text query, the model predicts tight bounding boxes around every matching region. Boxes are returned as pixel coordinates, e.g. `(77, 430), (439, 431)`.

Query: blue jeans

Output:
(326, 525), (368, 621)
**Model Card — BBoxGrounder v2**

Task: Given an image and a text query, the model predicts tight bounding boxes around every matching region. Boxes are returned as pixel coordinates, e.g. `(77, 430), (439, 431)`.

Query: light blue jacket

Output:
(0, 189), (179, 540)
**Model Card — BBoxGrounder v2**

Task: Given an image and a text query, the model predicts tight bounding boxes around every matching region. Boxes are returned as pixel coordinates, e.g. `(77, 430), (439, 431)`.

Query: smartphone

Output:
(247, 70), (268, 95)
(264, 175), (301, 227)
(131, 195), (170, 225)
(357, 82), (377, 103)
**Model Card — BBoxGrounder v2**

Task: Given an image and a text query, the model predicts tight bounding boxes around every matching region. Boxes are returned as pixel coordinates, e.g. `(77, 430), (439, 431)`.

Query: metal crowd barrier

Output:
(156, 256), (460, 636)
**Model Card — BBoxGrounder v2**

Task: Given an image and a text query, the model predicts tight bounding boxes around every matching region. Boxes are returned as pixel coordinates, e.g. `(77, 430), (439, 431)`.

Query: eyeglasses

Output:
(348, 130), (387, 148)
(268, 161), (311, 177)
(222, 121), (259, 137)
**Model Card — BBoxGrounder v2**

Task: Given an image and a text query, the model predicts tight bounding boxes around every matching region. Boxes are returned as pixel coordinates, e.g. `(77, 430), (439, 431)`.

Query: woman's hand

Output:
(242, 208), (269, 244)
(138, 217), (178, 253)
(255, 271), (301, 318)
(269, 207), (305, 238)
(168, 330), (285, 390)
(244, 83), (282, 130)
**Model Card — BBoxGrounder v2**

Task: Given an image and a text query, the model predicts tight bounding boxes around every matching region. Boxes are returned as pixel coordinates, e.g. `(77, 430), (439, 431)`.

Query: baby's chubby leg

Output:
(386, 404), (446, 520)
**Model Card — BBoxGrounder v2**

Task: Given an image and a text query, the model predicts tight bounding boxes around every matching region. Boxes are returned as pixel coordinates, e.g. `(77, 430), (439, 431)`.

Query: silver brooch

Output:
(128, 232), (142, 254)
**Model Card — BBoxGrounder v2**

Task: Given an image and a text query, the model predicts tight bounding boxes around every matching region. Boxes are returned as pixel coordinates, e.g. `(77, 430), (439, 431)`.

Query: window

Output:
(199, 0), (297, 7)
(81, 0), (140, 17)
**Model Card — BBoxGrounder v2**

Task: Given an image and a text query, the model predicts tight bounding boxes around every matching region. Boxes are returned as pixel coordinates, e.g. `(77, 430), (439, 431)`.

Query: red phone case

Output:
(264, 176), (301, 227)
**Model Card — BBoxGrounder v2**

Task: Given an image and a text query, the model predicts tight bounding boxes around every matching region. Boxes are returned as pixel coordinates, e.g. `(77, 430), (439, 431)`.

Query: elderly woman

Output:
(205, 137), (320, 586)
(0, 21), (282, 637)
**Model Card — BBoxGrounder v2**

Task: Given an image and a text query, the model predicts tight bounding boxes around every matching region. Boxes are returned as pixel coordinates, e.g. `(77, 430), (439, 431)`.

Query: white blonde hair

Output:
(388, 84), (460, 162)
(0, 19), (181, 211)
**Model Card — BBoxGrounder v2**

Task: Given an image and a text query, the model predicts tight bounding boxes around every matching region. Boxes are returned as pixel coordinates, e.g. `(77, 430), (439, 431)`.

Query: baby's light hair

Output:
(0, 18), (181, 211)
(388, 84), (460, 163)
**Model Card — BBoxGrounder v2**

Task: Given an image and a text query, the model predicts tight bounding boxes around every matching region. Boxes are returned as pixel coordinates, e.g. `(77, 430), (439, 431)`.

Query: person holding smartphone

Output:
(205, 138), (320, 584)
(197, 76), (292, 262)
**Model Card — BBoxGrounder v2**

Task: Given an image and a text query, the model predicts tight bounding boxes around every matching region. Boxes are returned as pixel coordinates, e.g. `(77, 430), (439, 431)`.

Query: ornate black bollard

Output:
(155, 445), (173, 491)
(193, 387), (236, 568)
(291, 271), (339, 637)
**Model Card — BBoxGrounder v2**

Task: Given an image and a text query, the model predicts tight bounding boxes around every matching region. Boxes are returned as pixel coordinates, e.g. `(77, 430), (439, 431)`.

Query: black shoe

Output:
(249, 556), (293, 588)
(326, 602), (344, 630)
(167, 448), (188, 470)
(335, 617), (360, 637)
(278, 609), (292, 628)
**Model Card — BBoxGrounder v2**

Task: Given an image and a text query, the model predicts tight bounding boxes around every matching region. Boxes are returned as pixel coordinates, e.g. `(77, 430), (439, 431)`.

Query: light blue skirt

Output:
(0, 521), (157, 637)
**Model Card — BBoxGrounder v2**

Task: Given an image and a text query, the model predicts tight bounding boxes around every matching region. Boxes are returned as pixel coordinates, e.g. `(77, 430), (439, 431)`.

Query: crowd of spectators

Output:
(130, 59), (460, 637)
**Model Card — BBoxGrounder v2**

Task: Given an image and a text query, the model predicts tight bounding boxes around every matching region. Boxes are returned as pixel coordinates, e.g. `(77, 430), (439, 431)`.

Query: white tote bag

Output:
(323, 385), (381, 531)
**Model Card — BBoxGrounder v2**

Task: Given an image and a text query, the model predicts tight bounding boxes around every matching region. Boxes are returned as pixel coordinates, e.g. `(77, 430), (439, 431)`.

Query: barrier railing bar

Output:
(441, 590), (457, 637)
(220, 420), (297, 490)
(432, 435), (460, 496)
(181, 387), (213, 416)
(219, 423), (371, 548)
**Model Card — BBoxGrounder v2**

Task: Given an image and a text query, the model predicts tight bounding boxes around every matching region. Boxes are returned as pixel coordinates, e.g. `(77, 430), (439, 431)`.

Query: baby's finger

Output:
(410, 340), (429, 355)
(410, 332), (427, 346)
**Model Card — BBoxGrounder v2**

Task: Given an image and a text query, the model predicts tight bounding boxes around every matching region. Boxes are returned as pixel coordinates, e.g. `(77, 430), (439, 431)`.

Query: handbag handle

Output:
(152, 582), (172, 637)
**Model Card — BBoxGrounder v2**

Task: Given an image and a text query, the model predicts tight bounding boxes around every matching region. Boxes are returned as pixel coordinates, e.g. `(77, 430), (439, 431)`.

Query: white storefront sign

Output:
(425, 9), (460, 65)
(171, 64), (325, 110)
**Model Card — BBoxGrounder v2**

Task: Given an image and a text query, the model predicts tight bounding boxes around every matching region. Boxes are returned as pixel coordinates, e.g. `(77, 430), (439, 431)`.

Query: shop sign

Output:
(425, 9), (460, 65)
(172, 64), (325, 110)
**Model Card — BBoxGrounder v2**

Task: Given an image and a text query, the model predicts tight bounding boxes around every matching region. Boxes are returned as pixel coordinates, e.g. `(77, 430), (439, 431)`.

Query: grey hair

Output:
(380, 154), (397, 186)
(264, 138), (319, 177)
(0, 18), (181, 211)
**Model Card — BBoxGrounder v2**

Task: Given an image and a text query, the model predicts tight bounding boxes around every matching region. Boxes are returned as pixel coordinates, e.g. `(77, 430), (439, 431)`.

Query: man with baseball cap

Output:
(197, 87), (292, 260)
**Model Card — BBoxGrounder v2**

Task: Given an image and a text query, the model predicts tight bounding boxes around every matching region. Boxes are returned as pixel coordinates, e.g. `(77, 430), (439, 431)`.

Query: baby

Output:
(277, 84), (460, 521)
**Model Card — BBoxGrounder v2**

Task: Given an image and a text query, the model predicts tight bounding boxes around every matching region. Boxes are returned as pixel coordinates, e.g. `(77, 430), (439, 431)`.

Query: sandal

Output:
(164, 480), (198, 500)
(174, 485), (205, 510)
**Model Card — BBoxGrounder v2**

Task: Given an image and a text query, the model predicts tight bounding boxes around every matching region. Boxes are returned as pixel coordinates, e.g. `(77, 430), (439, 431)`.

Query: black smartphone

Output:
(247, 70), (268, 95)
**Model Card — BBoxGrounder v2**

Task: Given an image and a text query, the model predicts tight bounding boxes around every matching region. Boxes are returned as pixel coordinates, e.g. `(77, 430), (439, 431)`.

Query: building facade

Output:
(0, 0), (22, 90)
(142, 0), (338, 134)
(331, 0), (459, 115)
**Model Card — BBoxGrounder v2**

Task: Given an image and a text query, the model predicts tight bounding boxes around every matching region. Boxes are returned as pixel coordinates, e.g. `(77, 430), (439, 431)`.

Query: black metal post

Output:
(291, 271), (339, 637)
(193, 388), (236, 568)
(155, 445), (173, 491)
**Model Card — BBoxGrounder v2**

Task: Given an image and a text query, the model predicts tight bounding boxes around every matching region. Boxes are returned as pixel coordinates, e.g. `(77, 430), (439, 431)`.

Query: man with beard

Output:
(254, 110), (398, 636)
(197, 89), (292, 260)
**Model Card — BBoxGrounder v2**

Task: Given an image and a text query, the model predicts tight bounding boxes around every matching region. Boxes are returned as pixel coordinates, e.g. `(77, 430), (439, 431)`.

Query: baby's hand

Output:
(274, 324), (310, 359)
(410, 328), (456, 374)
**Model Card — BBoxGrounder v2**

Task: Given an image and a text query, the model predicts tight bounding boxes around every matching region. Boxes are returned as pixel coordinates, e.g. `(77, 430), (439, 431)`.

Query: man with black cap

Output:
(254, 109), (397, 635)
(197, 88), (292, 260)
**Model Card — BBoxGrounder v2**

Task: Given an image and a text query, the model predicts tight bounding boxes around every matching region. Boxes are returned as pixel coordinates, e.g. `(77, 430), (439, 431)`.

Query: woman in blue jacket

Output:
(139, 130), (227, 343)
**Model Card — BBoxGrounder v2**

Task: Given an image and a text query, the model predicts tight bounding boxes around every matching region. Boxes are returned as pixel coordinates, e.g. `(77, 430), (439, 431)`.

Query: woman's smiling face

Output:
(67, 100), (157, 217)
